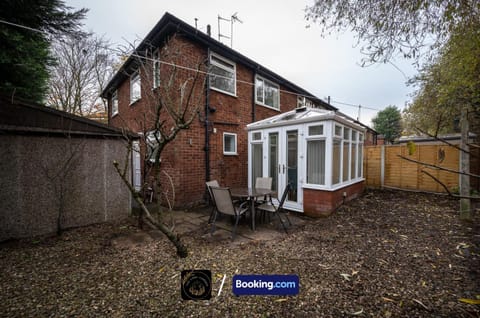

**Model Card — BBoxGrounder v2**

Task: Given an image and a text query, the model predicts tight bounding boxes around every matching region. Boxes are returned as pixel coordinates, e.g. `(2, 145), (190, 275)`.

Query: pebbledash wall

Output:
(0, 97), (134, 241)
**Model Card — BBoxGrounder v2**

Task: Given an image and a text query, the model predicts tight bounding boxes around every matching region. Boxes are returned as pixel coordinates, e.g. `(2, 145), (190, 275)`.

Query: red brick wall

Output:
(207, 66), (299, 190)
(107, 32), (323, 208)
(303, 181), (365, 217)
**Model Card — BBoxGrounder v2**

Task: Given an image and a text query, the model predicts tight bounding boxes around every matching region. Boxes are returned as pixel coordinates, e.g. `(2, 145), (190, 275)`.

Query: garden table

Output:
(230, 187), (274, 231)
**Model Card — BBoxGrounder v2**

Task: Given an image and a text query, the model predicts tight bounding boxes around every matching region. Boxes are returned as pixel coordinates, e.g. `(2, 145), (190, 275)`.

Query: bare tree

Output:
(47, 33), (115, 117)
(43, 136), (85, 235)
(113, 35), (207, 257)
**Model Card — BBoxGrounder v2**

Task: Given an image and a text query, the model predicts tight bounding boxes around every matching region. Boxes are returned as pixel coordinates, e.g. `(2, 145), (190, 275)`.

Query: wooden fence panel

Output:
(364, 144), (460, 193)
(364, 146), (381, 187)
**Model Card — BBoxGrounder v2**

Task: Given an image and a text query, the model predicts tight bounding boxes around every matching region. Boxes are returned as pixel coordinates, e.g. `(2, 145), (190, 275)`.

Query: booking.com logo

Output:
(232, 275), (299, 296)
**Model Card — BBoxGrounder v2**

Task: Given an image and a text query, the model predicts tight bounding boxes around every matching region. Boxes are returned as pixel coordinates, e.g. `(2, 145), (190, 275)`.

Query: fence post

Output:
(380, 145), (385, 188)
(459, 107), (471, 220)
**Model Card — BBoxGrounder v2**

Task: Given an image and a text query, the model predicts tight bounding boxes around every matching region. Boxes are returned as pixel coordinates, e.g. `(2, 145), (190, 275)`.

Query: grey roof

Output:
(398, 133), (476, 143)
(0, 96), (137, 138)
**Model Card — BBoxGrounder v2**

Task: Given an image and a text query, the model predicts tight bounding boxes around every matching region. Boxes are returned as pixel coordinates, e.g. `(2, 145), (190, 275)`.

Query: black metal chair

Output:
(210, 187), (249, 241)
(205, 180), (219, 224)
(256, 183), (292, 233)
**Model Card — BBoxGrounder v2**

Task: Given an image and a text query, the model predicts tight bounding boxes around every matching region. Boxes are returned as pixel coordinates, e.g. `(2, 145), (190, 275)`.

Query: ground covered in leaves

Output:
(1, 189), (479, 317)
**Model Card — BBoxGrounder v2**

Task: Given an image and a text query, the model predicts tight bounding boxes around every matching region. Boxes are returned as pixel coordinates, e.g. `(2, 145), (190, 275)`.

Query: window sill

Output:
(256, 103), (280, 112)
(223, 153), (238, 156)
(210, 87), (237, 98)
(302, 178), (365, 191)
(129, 98), (141, 106)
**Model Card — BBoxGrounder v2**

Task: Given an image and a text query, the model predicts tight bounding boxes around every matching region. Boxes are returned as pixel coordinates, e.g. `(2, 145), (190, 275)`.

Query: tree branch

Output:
(414, 126), (474, 156)
(421, 169), (480, 200)
(113, 160), (188, 257)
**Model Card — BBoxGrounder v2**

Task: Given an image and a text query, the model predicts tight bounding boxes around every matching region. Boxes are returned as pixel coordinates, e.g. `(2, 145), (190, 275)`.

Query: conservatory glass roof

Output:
(247, 107), (365, 131)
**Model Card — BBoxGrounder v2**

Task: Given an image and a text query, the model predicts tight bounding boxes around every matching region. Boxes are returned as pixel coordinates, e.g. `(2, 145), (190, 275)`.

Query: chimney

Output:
(207, 24), (211, 37)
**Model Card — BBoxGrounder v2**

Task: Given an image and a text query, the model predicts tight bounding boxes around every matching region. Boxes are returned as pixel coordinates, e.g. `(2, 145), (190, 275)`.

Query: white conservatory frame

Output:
(247, 107), (365, 213)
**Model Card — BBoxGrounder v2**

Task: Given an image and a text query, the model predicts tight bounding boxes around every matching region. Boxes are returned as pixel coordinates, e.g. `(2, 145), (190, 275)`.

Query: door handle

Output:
(283, 164), (286, 174)
(278, 164), (281, 174)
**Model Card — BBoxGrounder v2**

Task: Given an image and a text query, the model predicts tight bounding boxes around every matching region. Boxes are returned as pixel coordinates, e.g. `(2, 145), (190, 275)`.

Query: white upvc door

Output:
(262, 126), (304, 212)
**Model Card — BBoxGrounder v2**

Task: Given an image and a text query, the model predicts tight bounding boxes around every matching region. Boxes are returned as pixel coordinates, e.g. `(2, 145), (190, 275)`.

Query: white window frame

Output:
(297, 96), (315, 108)
(130, 71), (141, 104)
(111, 90), (118, 117)
(223, 132), (237, 155)
(209, 52), (236, 96)
(342, 127), (351, 183)
(306, 137), (327, 186)
(152, 49), (160, 89)
(303, 121), (365, 191)
(255, 75), (280, 110)
(251, 131), (262, 141)
(358, 133), (364, 178)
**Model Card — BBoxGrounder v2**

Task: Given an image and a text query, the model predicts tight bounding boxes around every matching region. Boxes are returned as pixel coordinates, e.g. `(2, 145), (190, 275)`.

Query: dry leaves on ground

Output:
(0, 189), (479, 317)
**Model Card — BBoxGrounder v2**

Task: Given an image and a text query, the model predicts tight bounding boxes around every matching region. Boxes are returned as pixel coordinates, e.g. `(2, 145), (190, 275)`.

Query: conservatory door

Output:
(266, 128), (303, 212)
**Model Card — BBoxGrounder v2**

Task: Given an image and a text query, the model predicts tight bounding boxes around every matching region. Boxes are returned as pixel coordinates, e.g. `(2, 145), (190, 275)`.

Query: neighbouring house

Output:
(101, 12), (376, 215)
(0, 96), (136, 241)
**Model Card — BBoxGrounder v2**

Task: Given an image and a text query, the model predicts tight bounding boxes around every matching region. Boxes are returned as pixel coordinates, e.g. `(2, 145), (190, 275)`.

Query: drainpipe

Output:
(205, 48), (211, 184)
(252, 69), (257, 123)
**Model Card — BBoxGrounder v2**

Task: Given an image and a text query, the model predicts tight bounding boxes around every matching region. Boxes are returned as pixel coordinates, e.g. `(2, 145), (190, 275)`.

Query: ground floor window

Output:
(223, 132), (237, 155)
(306, 139), (326, 185)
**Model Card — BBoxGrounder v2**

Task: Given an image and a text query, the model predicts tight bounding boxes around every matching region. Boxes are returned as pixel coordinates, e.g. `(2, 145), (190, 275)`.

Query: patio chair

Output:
(206, 180), (220, 224)
(256, 183), (292, 233)
(210, 187), (249, 241)
(255, 177), (272, 205)
(255, 177), (272, 190)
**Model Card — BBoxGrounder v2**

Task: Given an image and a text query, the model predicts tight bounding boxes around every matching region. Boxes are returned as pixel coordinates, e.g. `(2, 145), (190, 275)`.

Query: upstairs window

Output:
(111, 90), (118, 116)
(297, 96), (315, 108)
(130, 71), (141, 104)
(255, 75), (280, 109)
(209, 53), (236, 96)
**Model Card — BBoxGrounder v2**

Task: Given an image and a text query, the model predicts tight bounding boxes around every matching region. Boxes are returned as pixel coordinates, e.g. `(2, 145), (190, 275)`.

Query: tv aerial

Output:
(218, 12), (243, 48)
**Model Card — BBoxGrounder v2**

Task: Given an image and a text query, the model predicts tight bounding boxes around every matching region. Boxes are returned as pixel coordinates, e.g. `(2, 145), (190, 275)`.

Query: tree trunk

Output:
(459, 107), (471, 221)
(113, 161), (188, 258)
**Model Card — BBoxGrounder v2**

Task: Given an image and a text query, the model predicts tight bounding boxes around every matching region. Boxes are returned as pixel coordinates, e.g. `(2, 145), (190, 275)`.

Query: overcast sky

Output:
(65, 0), (418, 127)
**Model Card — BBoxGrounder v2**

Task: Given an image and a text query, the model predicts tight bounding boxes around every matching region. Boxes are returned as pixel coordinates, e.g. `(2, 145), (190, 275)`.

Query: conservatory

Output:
(247, 107), (365, 217)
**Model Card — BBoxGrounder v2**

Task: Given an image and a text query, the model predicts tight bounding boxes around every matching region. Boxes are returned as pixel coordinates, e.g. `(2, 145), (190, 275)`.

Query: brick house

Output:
(101, 12), (376, 214)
